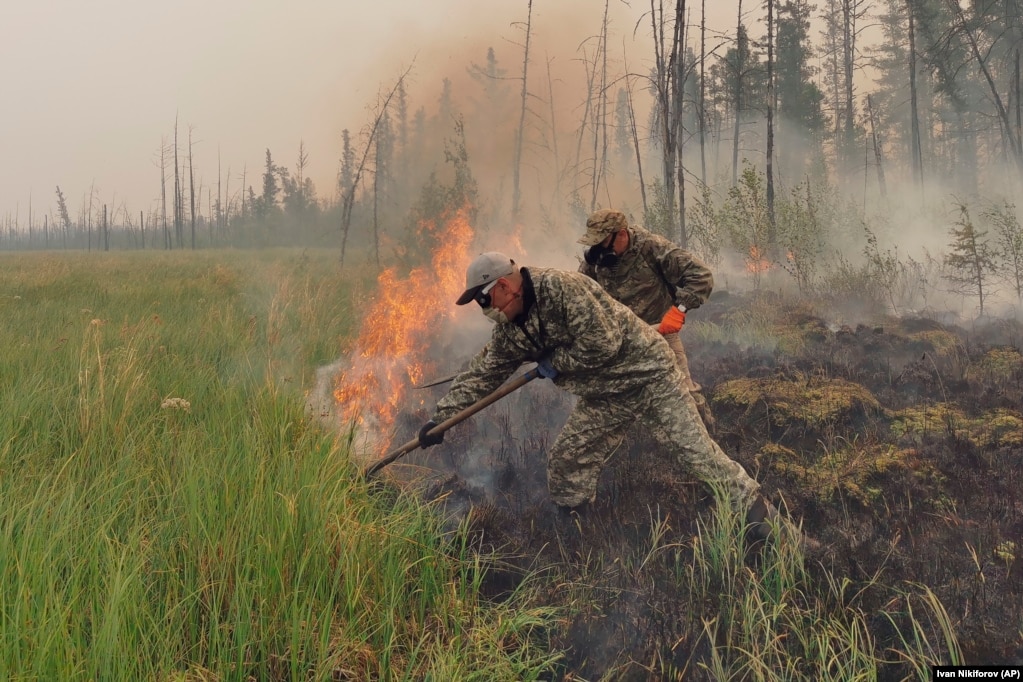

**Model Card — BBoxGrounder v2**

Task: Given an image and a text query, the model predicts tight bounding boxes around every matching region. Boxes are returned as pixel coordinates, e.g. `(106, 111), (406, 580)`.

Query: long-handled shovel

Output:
(362, 366), (542, 478)
(412, 363), (529, 390)
(411, 371), (461, 389)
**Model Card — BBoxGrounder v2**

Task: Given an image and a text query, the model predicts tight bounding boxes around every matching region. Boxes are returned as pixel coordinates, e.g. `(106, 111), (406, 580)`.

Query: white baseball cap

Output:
(455, 252), (517, 305)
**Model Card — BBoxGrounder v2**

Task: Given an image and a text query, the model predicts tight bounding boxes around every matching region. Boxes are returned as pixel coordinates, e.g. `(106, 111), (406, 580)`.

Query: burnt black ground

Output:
(385, 291), (1023, 679)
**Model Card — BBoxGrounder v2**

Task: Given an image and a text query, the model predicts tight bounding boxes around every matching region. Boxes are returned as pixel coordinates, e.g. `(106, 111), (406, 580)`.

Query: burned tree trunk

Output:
(866, 94), (888, 201)
(544, 57), (564, 212)
(766, 0), (776, 245)
(87, 183), (94, 252)
(189, 126), (197, 249)
(699, 0), (708, 185)
(673, 0), (687, 248)
(623, 53), (648, 215)
(340, 64), (413, 270)
(590, 0), (610, 211)
(512, 0), (533, 221)
(1015, 46), (1022, 158)
(731, 0), (744, 187)
(650, 0), (688, 245)
(174, 116), (183, 249)
(907, 0), (924, 194)
(159, 139), (170, 250)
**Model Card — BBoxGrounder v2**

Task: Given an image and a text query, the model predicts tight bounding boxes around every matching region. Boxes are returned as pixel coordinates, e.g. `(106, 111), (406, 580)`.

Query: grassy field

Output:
(0, 249), (974, 681)
(0, 250), (559, 681)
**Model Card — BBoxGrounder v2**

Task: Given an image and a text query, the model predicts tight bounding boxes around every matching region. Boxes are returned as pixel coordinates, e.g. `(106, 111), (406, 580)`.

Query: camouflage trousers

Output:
(664, 331), (716, 433)
(546, 363), (759, 510)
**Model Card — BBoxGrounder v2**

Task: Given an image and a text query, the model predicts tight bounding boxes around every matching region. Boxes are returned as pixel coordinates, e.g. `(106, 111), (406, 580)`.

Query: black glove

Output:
(418, 420), (444, 448)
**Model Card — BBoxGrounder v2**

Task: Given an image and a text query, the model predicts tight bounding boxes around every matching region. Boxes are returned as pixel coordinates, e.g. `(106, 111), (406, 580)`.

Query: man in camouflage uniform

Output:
(418, 252), (775, 537)
(579, 208), (716, 432)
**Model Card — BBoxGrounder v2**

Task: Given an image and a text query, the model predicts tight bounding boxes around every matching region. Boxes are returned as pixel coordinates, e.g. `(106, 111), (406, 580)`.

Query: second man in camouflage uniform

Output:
(578, 208), (716, 432)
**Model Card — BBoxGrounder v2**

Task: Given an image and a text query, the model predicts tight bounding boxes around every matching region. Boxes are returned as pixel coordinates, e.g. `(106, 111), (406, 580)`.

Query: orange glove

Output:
(658, 306), (686, 335)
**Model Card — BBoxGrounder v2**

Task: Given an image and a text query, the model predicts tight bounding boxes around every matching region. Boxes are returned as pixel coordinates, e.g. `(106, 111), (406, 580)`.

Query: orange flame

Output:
(745, 245), (771, 273)
(333, 205), (475, 451)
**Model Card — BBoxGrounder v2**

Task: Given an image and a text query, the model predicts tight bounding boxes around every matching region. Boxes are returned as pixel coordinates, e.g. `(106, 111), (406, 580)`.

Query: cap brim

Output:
(455, 285), (483, 306)
(578, 233), (604, 246)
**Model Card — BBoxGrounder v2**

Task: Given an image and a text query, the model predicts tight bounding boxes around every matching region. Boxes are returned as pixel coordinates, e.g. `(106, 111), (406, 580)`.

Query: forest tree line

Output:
(3, 0), (1022, 306)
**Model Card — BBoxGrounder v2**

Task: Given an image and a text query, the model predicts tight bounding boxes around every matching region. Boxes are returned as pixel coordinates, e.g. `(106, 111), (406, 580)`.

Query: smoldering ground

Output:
(315, 281), (1023, 678)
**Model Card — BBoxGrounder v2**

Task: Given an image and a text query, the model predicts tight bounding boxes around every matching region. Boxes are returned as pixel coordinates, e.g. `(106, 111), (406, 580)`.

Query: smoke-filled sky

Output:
(0, 0), (739, 223)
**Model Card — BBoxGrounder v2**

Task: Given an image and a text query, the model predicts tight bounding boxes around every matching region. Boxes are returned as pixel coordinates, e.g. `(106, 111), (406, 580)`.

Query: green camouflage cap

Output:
(579, 209), (628, 246)
(456, 252), (517, 305)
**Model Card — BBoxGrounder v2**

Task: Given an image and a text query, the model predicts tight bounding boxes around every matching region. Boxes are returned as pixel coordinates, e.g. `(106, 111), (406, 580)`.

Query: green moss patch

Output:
(714, 376), (882, 427)
(969, 346), (1023, 382)
(757, 441), (936, 505)
(906, 329), (965, 358)
(891, 403), (1023, 449)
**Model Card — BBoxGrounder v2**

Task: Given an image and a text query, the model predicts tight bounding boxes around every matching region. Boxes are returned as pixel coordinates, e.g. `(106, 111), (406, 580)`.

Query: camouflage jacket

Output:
(432, 267), (675, 422)
(579, 225), (713, 325)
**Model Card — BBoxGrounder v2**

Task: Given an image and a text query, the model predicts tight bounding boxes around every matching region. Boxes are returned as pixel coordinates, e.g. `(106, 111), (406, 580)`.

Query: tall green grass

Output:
(691, 491), (962, 681)
(0, 250), (559, 681)
(542, 486), (964, 680)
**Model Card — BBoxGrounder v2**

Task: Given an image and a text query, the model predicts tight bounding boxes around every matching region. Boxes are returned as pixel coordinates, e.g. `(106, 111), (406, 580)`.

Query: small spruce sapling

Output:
(944, 202), (995, 317)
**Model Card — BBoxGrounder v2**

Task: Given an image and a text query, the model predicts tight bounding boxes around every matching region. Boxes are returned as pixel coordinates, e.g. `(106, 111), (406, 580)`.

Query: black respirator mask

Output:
(583, 240), (620, 269)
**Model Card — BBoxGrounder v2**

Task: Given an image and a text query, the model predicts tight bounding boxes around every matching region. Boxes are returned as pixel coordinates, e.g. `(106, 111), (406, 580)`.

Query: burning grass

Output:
(331, 205), (475, 456)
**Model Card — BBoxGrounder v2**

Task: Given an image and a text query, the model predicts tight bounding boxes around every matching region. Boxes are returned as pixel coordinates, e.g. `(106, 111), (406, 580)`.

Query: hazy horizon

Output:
(1, 0), (742, 225)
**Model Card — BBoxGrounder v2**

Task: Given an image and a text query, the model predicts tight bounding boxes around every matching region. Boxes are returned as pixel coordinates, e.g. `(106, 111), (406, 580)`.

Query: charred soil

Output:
(385, 293), (1023, 679)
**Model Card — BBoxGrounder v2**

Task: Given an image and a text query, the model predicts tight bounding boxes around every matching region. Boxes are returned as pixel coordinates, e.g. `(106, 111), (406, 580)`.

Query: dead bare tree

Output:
(224, 164), (232, 237)
(173, 116), (183, 249)
(512, 0), (534, 222)
(841, 0), (855, 139)
(650, 0), (688, 246)
(672, 0), (687, 246)
(339, 63), (414, 271)
(907, 0), (924, 195)
(216, 148), (222, 243)
(155, 138), (170, 249)
(590, 0), (611, 211)
(866, 94), (888, 201)
(766, 0), (776, 242)
(189, 126), (197, 249)
(622, 50), (649, 215)
(87, 182), (95, 252)
(240, 166), (250, 226)
(573, 46), (600, 195)
(544, 55), (564, 212)
(699, 0), (708, 184)
(731, 0), (745, 186)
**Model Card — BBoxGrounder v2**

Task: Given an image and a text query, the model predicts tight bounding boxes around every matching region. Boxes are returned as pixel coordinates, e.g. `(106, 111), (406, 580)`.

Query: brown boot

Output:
(746, 495), (777, 543)
(746, 496), (817, 551)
